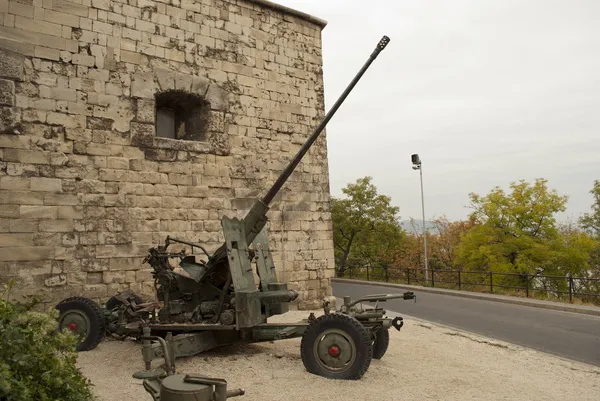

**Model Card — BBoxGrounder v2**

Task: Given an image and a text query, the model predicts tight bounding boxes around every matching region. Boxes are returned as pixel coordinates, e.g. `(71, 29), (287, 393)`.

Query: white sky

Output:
(271, 0), (600, 223)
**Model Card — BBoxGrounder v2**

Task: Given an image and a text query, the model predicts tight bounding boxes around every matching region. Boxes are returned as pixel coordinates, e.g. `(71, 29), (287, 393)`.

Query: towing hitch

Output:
(392, 317), (404, 331)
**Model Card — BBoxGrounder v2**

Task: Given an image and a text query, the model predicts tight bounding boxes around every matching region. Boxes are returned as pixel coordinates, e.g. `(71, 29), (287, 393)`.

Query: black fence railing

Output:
(342, 266), (600, 305)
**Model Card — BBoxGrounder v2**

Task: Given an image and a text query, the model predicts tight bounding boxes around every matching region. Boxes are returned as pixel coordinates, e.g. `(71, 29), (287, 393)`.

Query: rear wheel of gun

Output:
(300, 313), (372, 380)
(372, 327), (389, 359)
(55, 296), (106, 351)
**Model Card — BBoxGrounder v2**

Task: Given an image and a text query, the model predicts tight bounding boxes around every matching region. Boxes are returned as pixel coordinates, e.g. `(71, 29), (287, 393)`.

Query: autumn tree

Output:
(331, 176), (404, 277)
(427, 215), (477, 270)
(455, 178), (569, 275)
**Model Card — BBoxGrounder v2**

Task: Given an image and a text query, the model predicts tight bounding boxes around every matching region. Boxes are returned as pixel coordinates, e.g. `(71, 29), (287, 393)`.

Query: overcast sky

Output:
(272, 0), (599, 223)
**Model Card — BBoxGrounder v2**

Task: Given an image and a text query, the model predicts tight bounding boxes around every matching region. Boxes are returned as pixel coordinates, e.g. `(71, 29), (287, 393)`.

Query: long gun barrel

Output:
(262, 35), (391, 206)
(204, 35), (391, 271)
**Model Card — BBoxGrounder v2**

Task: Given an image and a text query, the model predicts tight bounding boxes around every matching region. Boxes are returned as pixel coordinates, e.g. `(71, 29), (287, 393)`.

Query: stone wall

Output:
(0, 0), (335, 310)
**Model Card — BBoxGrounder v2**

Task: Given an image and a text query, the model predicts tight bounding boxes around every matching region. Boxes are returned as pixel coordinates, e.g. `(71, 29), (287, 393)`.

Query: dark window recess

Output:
(155, 90), (211, 141)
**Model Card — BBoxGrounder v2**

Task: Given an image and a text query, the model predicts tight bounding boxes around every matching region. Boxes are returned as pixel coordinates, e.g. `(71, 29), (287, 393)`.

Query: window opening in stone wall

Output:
(155, 90), (211, 141)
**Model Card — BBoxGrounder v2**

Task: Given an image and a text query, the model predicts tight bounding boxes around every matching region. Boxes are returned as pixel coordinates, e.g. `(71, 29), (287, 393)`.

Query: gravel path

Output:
(77, 310), (600, 401)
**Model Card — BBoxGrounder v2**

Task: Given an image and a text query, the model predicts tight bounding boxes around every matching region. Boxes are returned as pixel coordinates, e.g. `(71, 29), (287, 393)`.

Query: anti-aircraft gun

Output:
(55, 35), (417, 381)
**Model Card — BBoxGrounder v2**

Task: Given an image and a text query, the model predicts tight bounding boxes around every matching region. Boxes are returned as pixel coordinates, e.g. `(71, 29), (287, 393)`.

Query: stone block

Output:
(0, 246), (54, 261)
(0, 233), (33, 247)
(0, 79), (15, 106)
(155, 68), (174, 91)
(44, 193), (80, 206)
(131, 73), (156, 98)
(49, 87), (77, 102)
(0, 106), (20, 133)
(0, 133), (29, 149)
(83, 284), (108, 298)
(92, 19), (113, 35)
(14, 15), (62, 37)
(58, 205), (83, 219)
(7, 191), (44, 205)
(130, 122), (154, 147)
(109, 257), (143, 270)
(62, 233), (78, 246)
(39, 219), (73, 232)
(72, 54), (95, 67)
(135, 18), (155, 33)
(52, 0), (89, 17)
(165, 48), (184, 62)
(44, 9), (80, 27)
(4, 149), (49, 164)
(174, 72), (192, 92)
(19, 206), (58, 219)
(30, 177), (62, 192)
(0, 48), (23, 80)
(81, 258), (109, 272)
(8, 219), (38, 232)
(0, 176), (29, 191)
(86, 272), (103, 285)
(190, 75), (209, 96)
(136, 98), (155, 123)
(120, 49), (141, 65)
(47, 111), (85, 128)
(8, 2), (33, 19)
(206, 83), (228, 111)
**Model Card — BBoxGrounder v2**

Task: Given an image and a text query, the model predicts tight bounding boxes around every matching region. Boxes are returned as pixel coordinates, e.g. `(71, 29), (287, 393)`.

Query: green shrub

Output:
(0, 281), (95, 401)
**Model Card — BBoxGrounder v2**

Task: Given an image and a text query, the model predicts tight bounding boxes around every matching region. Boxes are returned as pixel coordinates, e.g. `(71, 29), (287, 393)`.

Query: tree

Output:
(0, 281), (94, 401)
(579, 180), (600, 238)
(331, 177), (404, 277)
(428, 215), (477, 270)
(578, 180), (600, 285)
(455, 178), (569, 275)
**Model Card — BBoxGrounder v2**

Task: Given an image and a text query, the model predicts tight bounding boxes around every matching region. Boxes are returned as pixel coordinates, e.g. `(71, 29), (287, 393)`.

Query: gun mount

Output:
(134, 327), (245, 401)
(55, 35), (417, 381)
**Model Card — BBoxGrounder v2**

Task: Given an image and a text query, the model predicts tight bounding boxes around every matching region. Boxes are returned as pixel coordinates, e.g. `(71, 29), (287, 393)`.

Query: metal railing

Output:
(342, 266), (600, 305)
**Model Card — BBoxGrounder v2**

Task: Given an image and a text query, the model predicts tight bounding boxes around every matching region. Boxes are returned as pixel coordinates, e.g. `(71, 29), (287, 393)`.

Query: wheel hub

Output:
(59, 310), (90, 340)
(313, 329), (356, 373)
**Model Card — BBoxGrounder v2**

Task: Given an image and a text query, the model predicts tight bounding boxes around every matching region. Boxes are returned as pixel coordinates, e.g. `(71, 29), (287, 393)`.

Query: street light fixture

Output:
(411, 154), (428, 282)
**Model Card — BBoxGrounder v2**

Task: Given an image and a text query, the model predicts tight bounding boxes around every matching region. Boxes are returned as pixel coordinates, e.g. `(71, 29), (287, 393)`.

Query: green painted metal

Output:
(135, 330), (245, 401)
(222, 217), (256, 292)
(253, 225), (278, 290)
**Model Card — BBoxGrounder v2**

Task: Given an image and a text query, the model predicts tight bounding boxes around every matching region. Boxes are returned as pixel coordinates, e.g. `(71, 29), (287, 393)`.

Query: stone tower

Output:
(0, 0), (335, 310)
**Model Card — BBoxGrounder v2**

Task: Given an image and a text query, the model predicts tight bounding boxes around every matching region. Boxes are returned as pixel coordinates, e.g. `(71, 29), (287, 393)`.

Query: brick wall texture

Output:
(0, 0), (335, 310)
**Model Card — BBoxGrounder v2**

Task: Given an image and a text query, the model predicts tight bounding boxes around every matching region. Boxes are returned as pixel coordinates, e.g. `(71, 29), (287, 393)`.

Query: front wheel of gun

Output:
(300, 313), (372, 380)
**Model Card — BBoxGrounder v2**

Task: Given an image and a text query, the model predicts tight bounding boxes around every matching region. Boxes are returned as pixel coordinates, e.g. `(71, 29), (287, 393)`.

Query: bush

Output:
(0, 281), (95, 401)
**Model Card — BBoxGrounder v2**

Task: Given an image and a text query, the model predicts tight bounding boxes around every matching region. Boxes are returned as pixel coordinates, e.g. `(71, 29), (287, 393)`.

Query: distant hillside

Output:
(399, 220), (440, 235)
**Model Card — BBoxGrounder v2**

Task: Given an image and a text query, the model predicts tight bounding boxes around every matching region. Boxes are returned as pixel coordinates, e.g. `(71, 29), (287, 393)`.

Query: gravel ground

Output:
(77, 310), (600, 401)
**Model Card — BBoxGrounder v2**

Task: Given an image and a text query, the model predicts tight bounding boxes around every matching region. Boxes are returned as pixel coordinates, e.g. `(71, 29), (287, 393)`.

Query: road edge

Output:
(332, 278), (600, 317)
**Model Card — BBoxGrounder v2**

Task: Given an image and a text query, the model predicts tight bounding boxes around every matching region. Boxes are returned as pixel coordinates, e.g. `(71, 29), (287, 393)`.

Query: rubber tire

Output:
(55, 296), (106, 352)
(300, 313), (373, 380)
(372, 327), (390, 359)
(105, 293), (144, 311)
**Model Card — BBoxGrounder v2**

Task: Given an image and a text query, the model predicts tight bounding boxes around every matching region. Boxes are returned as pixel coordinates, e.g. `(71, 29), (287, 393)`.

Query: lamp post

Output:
(411, 154), (428, 282)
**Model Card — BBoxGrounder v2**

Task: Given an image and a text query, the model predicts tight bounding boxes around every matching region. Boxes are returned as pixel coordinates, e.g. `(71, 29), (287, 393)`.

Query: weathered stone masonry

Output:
(0, 0), (336, 310)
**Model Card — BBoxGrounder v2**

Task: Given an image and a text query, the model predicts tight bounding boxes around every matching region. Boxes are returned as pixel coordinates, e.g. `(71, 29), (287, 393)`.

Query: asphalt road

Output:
(333, 281), (600, 367)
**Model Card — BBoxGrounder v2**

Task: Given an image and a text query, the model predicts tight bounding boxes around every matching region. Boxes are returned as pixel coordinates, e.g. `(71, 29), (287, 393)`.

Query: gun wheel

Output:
(55, 297), (106, 351)
(300, 313), (372, 380)
(372, 327), (390, 359)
